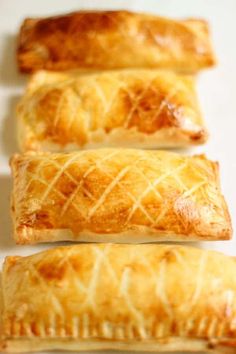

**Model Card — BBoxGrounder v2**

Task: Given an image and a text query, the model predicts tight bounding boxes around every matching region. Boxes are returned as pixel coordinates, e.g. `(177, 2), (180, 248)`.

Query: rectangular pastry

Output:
(1, 244), (236, 352)
(17, 10), (216, 73)
(10, 149), (232, 244)
(17, 69), (208, 151)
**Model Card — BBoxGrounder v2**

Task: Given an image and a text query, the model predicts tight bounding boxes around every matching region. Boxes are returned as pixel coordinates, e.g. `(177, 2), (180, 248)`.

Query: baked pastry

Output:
(1, 244), (236, 352)
(10, 149), (232, 244)
(17, 69), (208, 151)
(17, 10), (216, 73)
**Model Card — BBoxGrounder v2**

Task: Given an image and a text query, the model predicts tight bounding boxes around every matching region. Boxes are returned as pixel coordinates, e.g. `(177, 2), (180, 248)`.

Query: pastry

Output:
(1, 244), (236, 352)
(17, 10), (216, 73)
(17, 69), (208, 151)
(10, 149), (232, 244)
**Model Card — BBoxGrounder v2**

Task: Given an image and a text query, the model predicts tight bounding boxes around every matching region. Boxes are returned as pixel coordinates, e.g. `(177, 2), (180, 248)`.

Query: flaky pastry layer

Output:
(10, 149), (232, 244)
(17, 69), (208, 151)
(1, 244), (236, 352)
(17, 10), (216, 73)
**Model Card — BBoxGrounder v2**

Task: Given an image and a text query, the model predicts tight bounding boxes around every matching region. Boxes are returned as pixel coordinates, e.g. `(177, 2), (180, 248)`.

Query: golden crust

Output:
(10, 149), (232, 244)
(1, 244), (236, 352)
(17, 69), (208, 151)
(17, 10), (216, 73)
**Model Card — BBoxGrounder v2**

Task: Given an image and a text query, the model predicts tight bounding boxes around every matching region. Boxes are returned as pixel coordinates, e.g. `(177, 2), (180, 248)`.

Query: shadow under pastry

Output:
(0, 174), (15, 250)
(0, 33), (27, 88)
(0, 95), (21, 156)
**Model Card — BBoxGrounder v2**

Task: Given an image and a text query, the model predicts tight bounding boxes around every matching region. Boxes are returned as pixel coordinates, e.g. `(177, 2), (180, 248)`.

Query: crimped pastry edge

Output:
(1, 337), (236, 353)
(0, 263), (235, 353)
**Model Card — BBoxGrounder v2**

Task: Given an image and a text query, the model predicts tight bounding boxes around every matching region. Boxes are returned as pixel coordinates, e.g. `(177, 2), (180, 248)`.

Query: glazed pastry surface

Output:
(10, 149), (232, 244)
(17, 70), (208, 151)
(1, 244), (236, 352)
(17, 10), (216, 73)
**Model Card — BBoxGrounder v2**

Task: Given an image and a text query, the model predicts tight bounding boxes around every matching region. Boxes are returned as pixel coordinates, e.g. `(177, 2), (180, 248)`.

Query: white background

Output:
(0, 0), (236, 352)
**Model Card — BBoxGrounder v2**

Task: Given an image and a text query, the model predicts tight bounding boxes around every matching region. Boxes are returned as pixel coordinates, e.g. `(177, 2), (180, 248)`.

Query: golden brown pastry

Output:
(17, 69), (208, 151)
(10, 149), (232, 244)
(1, 244), (236, 353)
(17, 10), (216, 73)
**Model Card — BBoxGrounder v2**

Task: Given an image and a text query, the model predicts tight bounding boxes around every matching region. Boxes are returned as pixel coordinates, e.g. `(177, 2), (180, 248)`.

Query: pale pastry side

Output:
(17, 69), (208, 151)
(1, 244), (236, 352)
(10, 149), (232, 244)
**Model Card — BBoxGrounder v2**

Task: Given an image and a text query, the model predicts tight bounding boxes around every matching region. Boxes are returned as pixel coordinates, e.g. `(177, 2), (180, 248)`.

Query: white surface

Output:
(0, 0), (236, 352)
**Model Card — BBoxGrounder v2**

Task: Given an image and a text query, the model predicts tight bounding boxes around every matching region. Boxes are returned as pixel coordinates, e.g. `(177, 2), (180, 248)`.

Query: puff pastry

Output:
(17, 69), (208, 151)
(17, 10), (216, 73)
(1, 244), (236, 353)
(10, 149), (232, 244)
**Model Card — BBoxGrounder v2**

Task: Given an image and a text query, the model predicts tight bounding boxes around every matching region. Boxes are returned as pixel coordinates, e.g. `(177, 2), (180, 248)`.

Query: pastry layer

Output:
(17, 10), (216, 73)
(1, 244), (236, 352)
(17, 70), (208, 151)
(10, 149), (232, 244)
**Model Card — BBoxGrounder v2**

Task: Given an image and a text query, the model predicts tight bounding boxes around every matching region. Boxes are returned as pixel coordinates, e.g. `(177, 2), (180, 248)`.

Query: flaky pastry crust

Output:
(17, 10), (216, 73)
(17, 69), (208, 151)
(10, 149), (232, 244)
(1, 244), (236, 352)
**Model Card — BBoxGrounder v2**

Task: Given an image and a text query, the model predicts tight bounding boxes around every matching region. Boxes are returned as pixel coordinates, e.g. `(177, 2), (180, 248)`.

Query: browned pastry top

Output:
(17, 70), (207, 151)
(17, 10), (216, 73)
(10, 149), (232, 244)
(1, 244), (236, 352)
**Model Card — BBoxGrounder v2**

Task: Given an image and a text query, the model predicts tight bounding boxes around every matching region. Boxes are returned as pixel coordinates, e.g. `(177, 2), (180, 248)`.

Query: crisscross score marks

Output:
(28, 71), (128, 143)
(24, 69), (201, 147)
(34, 84), (88, 145)
(5, 245), (235, 340)
(123, 75), (193, 133)
(4, 245), (155, 337)
(136, 247), (206, 322)
(59, 149), (156, 223)
(75, 73), (128, 132)
(18, 150), (126, 225)
(15, 150), (216, 235)
(16, 153), (93, 223)
(15, 155), (69, 222)
(125, 160), (188, 226)
(123, 76), (158, 129)
(59, 150), (119, 217)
